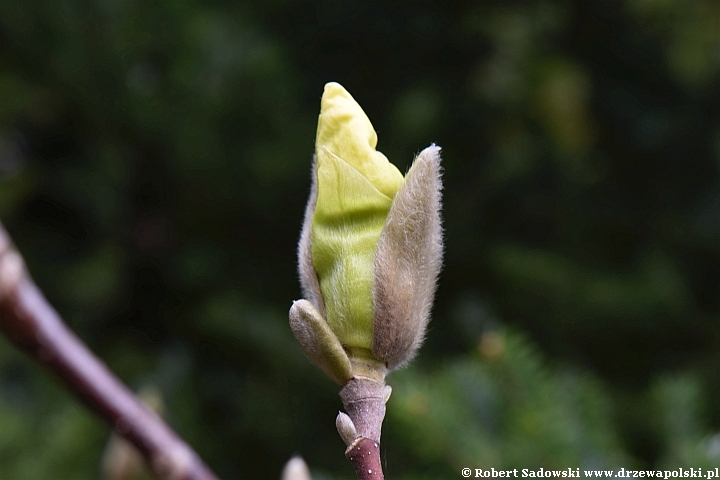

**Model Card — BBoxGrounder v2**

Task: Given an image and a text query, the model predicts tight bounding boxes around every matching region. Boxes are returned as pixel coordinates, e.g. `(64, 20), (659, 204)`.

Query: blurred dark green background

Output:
(1, 1), (719, 479)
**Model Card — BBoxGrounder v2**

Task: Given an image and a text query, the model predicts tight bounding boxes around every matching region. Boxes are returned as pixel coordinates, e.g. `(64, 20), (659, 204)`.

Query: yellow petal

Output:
(312, 148), (391, 349)
(316, 82), (404, 198)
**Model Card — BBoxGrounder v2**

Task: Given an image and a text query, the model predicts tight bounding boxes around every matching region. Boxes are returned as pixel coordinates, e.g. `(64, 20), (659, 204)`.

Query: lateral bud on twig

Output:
(336, 412), (358, 447)
(281, 456), (312, 480)
(101, 385), (166, 480)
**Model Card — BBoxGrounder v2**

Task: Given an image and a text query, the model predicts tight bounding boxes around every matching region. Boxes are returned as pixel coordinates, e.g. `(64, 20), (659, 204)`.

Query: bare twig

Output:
(345, 438), (383, 480)
(0, 222), (219, 480)
(336, 376), (388, 480)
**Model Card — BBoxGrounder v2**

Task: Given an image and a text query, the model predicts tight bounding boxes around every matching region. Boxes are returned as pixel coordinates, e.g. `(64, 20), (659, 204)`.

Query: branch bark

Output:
(345, 437), (384, 480)
(0, 222), (219, 480)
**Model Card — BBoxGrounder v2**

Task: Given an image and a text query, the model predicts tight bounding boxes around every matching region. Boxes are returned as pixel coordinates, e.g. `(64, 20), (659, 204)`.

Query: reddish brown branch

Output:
(0, 223), (219, 480)
(346, 437), (384, 480)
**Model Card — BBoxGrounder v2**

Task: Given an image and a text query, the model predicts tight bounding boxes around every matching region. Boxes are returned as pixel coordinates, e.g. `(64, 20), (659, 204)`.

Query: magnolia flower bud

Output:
(281, 457), (312, 480)
(290, 82), (443, 385)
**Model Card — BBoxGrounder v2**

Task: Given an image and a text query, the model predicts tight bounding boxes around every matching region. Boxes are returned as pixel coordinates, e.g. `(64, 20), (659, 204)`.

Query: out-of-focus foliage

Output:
(0, 0), (719, 478)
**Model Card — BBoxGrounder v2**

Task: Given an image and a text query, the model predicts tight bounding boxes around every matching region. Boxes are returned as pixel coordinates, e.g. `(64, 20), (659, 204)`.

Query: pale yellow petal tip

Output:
(315, 82), (403, 198)
(316, 82), (376, 156)
(320, 82), (360, 118)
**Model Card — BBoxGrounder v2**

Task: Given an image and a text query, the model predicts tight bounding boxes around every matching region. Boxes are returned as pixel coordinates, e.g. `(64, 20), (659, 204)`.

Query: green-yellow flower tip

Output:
(311, 82), (404, 351)
(315, 82), (404, 198)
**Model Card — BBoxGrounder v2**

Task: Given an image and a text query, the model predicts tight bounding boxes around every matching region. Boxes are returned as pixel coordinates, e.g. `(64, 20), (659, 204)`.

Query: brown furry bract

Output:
(372, 145), (443, 370)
